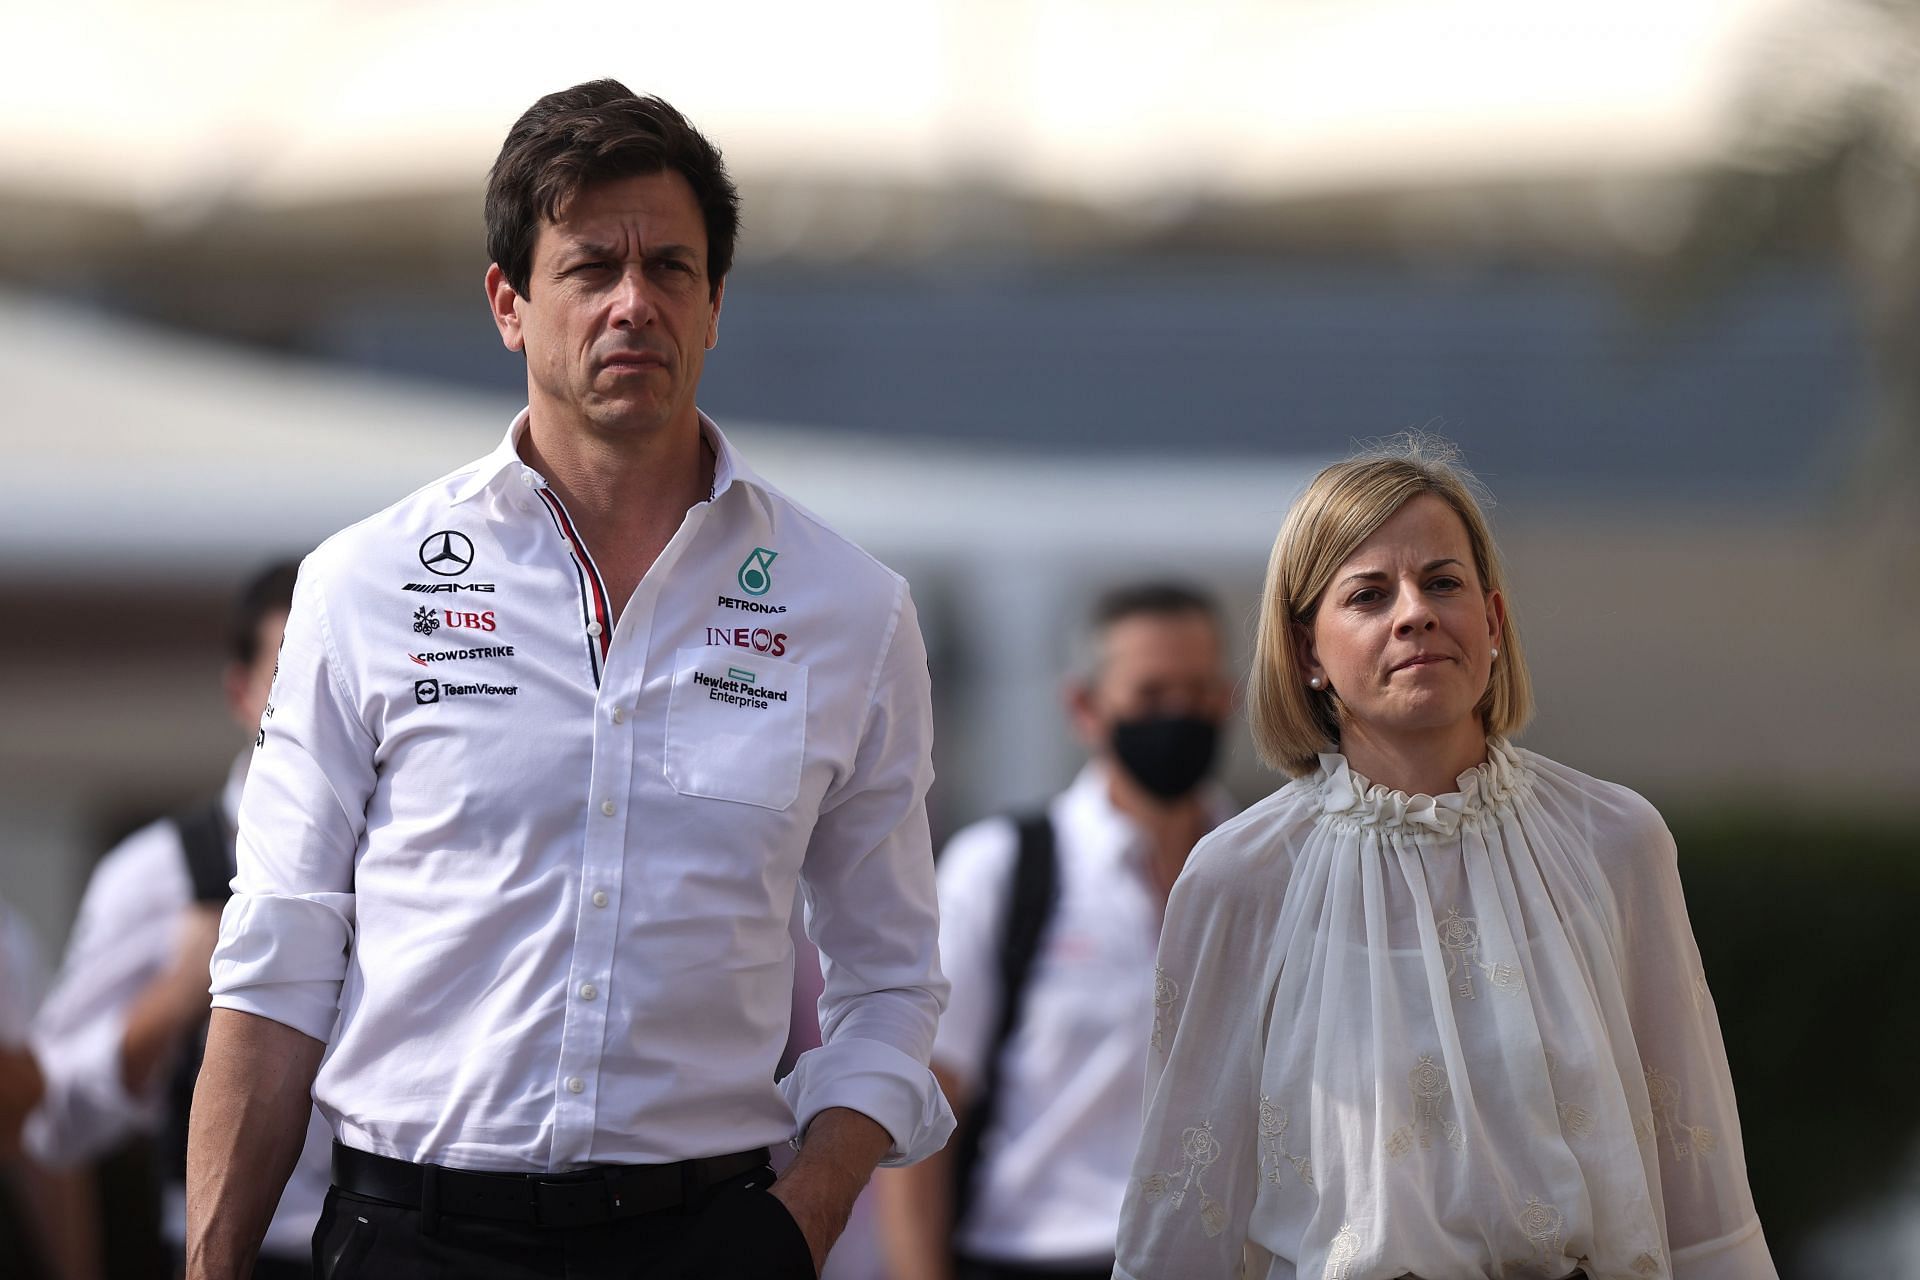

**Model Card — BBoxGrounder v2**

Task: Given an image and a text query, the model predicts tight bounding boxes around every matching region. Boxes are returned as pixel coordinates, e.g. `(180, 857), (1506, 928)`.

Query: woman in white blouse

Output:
(1113, 442), (1775, 1280)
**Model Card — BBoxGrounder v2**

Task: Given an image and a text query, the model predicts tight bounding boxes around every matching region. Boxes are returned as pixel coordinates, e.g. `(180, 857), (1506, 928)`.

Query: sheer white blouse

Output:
(1114, 741), (1775, 1280)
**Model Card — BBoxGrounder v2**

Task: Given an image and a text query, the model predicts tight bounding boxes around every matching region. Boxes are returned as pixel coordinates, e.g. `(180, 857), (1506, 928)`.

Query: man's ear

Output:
(220, 661), (251, 728)
(1065, 678), (1105, 753)
(486, 264), (525, 354)
(705, 276), (726, 351)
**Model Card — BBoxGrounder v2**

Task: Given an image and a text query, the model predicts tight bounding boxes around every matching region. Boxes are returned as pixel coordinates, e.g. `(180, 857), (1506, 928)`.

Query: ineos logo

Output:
(706, 626), (788, 657)
(419, 531), (475, 577)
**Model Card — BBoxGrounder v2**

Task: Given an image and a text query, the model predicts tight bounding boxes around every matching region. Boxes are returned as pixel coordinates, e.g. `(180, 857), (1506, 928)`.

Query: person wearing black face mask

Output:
(876, 582), (1234, 1280)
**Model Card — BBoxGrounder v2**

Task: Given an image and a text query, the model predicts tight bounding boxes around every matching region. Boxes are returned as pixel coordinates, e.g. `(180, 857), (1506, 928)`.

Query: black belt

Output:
(331, 1140), (769, 1229)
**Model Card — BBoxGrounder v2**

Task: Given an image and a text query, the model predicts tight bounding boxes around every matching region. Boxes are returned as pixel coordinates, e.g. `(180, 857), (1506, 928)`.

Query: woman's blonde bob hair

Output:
(1249, 436), (1533, 777)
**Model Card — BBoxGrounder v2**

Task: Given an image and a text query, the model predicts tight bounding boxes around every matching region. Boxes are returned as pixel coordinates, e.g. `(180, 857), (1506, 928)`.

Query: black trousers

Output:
(954, 1257), (1114, 1280)
(312, 1163), (814, 1280)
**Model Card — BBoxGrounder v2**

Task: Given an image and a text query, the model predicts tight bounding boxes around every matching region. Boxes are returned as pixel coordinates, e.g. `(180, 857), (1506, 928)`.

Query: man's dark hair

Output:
(486, 79), (740, 299)
(1072, 581), (1222, 683)
(229, 561), (300, 667)
(1090, 580), (1220, 632)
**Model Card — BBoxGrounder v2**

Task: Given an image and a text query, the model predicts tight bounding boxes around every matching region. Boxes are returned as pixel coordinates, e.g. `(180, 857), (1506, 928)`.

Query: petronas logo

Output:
(736, 547), (778, 597)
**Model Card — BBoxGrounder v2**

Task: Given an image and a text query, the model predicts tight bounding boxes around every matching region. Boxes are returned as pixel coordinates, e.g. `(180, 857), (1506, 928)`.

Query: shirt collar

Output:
(450, 407), (758, 507)
(1057, 761), (1236, 872)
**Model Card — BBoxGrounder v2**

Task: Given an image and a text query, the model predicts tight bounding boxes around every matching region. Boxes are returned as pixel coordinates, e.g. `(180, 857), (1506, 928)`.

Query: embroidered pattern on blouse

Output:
(1644, 1064), (1718, 1160)
(1690, 971), (1711, 1014)
(1436, 907), (1526, 1001)
(1152, 965), (1178, 1053)
(1386, 1055), (1465, 1158)
(1631, 1249), (1664, 1275)
(1518, 1196), (1565, 1264)
(1140, 1120), (1225, 1236)
(1557, 1100), (1596, 1138)
(1257, 1096), (1314, 1188)
(1544, 1050), (1595, 1138)
(1322, 1223), (1361, 1280)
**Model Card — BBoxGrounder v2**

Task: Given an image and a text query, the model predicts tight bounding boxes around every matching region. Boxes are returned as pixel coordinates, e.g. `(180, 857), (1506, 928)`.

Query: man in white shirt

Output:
(187, 81), (951, 1280)
(0, 896), (48, 1156)
(3, 563), (330, 1280)
(876, 583), (1234, 1280)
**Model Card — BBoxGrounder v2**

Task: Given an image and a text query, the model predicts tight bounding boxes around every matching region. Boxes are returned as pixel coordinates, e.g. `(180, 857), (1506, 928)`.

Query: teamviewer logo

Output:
(414, 679), (440, 705)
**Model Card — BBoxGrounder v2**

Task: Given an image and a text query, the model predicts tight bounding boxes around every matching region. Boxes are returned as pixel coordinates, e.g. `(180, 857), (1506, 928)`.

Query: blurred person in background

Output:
(1, 894), (49, 1160)
(2, 890), (99, 1280)
(187, 80), (949, 1280)
(1115, 440), (1774, 1279)
(877, 582), (1234, 1280)
(4, 561), (329, 1280)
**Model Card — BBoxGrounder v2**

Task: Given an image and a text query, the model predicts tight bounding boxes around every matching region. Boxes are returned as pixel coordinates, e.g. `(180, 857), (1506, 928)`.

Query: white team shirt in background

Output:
(23, 756), (331, 1258)
(211, 410), (953, 1173)
(1, 895), (46, 1047)
(935, 765), (1232, 1265)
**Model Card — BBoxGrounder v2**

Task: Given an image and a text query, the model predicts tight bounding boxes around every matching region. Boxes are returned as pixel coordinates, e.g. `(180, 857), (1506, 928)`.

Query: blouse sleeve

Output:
(1613, 806), (1778, 1280)
(1114, 833), (1282, 1280)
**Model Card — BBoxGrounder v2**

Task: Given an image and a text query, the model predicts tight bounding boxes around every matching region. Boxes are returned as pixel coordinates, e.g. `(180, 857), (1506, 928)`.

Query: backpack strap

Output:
(159, 797), (233, 1183)
(173, 798), (234, 905)
(949, 811), (1059, 1242)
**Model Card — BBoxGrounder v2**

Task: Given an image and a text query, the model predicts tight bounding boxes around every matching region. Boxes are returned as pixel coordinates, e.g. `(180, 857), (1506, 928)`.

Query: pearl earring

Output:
(1309, 676), (1324, 690)
(1490, 646), (1499, 660)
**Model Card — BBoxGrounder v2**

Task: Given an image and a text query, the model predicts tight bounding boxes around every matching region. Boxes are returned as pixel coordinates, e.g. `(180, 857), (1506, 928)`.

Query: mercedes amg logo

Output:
(419, 531), (475, 577)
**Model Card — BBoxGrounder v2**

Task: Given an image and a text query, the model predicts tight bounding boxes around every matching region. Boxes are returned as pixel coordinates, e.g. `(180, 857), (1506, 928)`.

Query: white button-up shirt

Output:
(211, 410), (953, 1173)
(933, 764), (1231, 1264)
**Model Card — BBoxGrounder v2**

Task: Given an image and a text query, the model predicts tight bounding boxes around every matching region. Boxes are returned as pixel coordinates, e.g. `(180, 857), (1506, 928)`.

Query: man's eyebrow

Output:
(555, 241), (699, 263)
(555, 240), (619, 262)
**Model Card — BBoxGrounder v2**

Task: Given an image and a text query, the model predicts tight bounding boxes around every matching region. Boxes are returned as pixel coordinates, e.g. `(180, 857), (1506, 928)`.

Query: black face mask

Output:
(1110, 714), (1219, 801)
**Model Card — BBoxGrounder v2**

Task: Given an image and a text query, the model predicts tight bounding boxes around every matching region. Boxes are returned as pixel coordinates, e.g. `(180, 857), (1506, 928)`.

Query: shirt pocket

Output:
(663, 646), (809, 811)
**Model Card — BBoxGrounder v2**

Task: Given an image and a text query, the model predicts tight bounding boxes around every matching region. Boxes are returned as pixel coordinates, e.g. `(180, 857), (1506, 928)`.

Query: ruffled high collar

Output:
(1315, 738), (1527, 834)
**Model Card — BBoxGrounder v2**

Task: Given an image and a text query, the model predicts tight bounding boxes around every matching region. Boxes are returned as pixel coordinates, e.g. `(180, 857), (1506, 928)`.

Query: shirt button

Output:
(586, 621), (603, 637)
(610, 706), (625, 724)
(566, 1077), (584, 1094)
(591, 890), (609, 908)
(580, 983), (597, 1001)
(521, 471), (538, 488)
(600, 800), (616, 817)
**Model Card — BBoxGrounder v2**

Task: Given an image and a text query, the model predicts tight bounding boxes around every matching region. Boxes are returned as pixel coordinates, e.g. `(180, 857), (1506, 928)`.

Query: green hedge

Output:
(1670, 809), (1920, 1276)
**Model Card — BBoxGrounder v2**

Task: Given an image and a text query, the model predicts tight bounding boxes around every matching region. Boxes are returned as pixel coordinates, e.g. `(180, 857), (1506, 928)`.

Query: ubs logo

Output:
(419, 531), (475, 577)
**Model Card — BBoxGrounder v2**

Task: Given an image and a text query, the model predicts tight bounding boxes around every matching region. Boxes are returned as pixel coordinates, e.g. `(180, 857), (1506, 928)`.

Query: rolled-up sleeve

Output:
(777, 582), (954, 1166)
(209, 557), (372, 1044)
